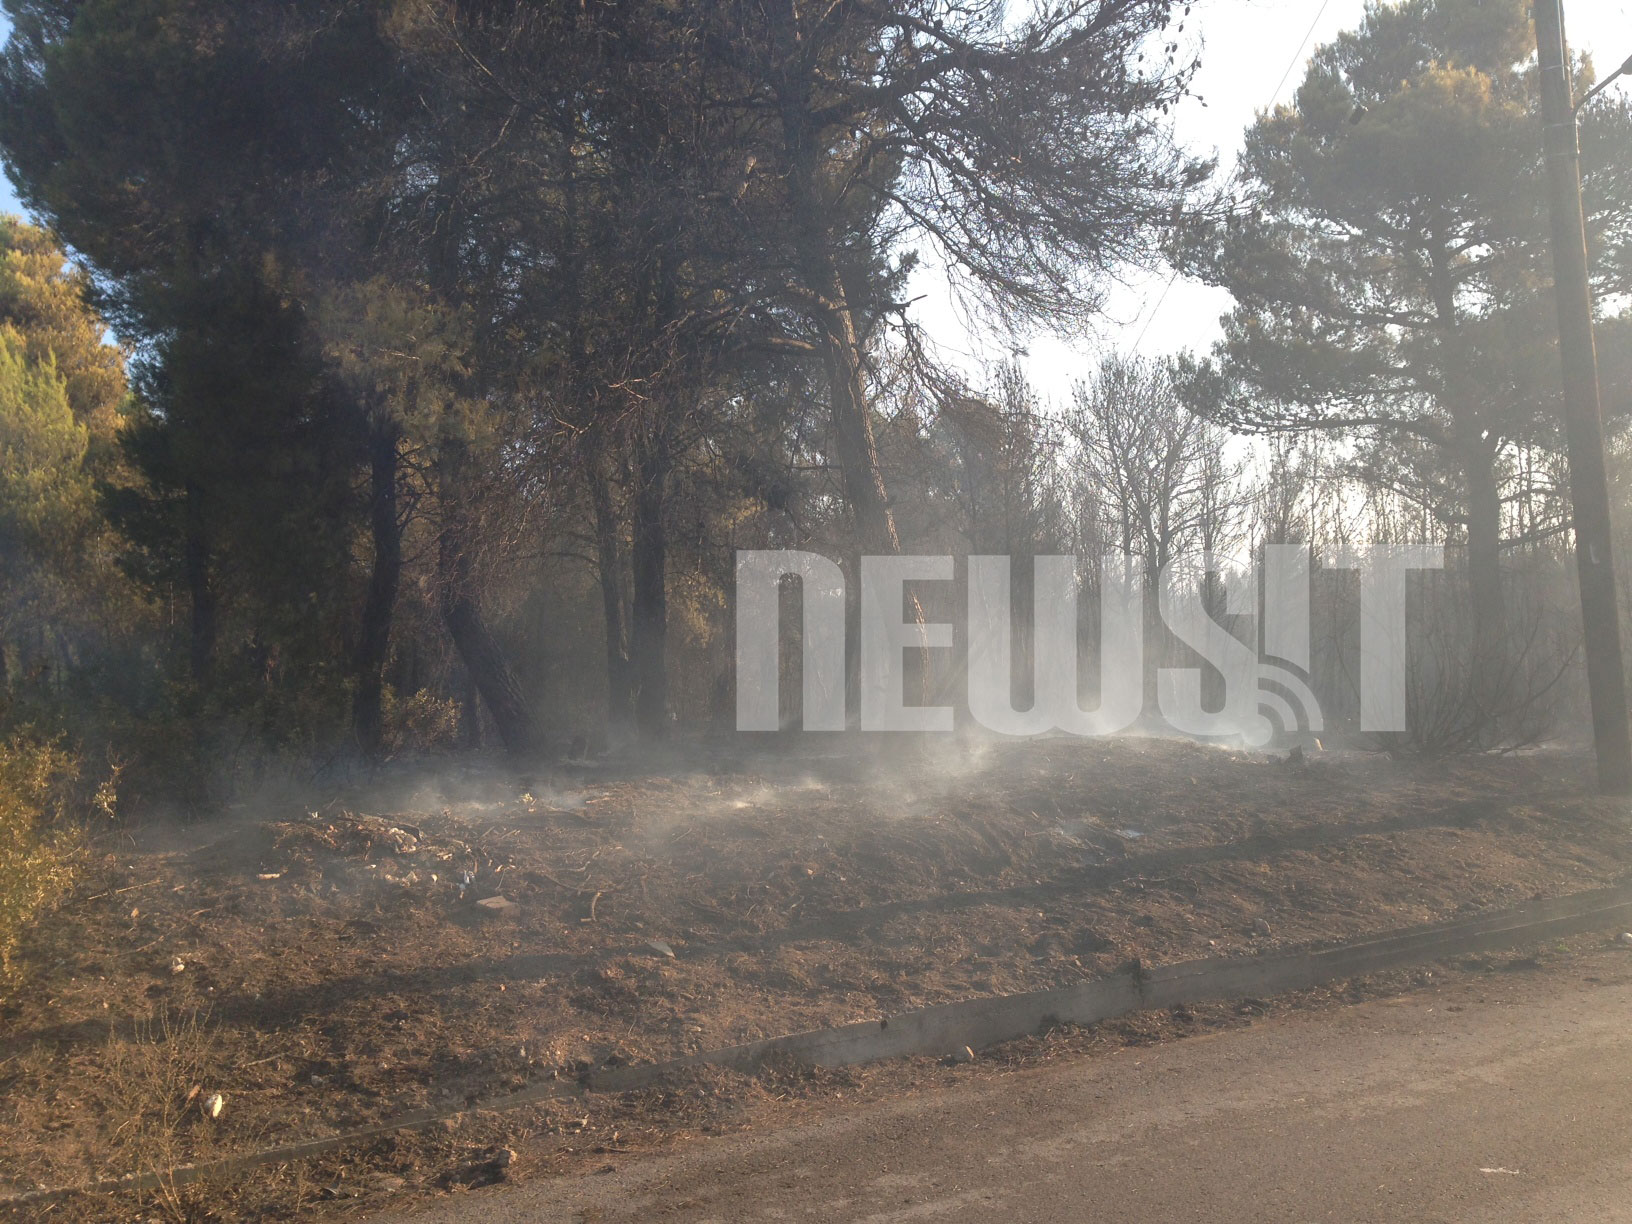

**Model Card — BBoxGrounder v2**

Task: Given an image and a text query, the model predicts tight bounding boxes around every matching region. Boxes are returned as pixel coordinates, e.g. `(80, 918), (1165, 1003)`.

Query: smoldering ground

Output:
(5, 731), (1630, 1215)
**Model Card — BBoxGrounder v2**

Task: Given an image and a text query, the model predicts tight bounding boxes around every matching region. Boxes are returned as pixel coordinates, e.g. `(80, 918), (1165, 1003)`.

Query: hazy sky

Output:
(0, 0), (1625, 394)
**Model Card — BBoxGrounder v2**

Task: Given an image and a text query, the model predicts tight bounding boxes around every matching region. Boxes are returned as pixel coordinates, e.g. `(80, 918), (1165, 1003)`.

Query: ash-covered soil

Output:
(2, 735), (1627, 1218)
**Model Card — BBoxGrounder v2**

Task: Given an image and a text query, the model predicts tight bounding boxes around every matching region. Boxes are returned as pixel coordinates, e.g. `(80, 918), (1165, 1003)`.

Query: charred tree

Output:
(630, 423), (672, 738)
(182, 480), (216, 684)
(351, 416), (403, 755)
(435, 447), (542, 757)
(586, 439), (634, 735)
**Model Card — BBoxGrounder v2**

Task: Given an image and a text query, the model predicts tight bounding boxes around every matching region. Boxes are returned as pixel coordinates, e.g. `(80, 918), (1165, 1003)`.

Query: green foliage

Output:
(0, 215), (145, 717)
(0, 324), (86, 547)
(1181, 0), (1631, 480)
(312, 277), (480, 448)
(0, 321), (97, 685)
(0, 216), (125, 433)
(0, 733), (83, 980)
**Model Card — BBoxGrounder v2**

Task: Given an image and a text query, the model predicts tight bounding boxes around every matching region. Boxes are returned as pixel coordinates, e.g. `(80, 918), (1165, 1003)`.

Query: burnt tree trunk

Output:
(772, 6), (902, 560)
(415, 178), (540, 754)
(630, 425), (671, 739)
(352, 418), (402, 755)
(587, 441), (634, 734)
(784, 143), (928, 718)
(1460, 433), (1505, 651)
(802, 254), (901, 557)
(1432, 251), (1505, 651)
(458, 665), (482, 749)
(183, 480), (217, 684)
(436, 450), (542, 757)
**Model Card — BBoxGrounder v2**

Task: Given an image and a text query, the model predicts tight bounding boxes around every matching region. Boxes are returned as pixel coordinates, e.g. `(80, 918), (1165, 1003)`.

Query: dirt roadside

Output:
(377, 944), (1632, 1224)
(2, 736), (1628, 1219)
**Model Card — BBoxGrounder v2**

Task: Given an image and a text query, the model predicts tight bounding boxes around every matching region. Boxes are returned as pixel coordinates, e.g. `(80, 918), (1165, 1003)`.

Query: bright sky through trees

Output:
(916, 0), (1632, 397)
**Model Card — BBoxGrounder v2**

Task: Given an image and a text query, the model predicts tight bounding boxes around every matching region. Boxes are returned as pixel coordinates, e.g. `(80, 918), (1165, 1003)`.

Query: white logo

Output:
(735, 546), (1443, 737)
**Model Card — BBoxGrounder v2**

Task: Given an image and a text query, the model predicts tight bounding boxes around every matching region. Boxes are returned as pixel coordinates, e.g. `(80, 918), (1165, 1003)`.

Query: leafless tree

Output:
(1068, 354), (1243, 585)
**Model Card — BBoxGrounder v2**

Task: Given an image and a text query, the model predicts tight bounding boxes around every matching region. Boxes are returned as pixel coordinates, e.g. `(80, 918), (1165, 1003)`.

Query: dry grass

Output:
(101, 1007), (223, 1221)
(3, 738), (1630, 1218)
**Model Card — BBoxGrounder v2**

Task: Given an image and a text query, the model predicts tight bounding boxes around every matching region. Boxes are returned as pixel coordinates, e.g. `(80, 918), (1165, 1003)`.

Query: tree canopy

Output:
(1178, 0), (1632, 638)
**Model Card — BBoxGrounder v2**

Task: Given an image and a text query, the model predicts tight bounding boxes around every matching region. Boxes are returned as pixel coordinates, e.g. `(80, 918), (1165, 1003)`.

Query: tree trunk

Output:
(458, 665), (482, 749)
(352, 419), (402, 756)
(1431, 254), (1505, 649)
(1461, 435), (1506, 653)
(1141, 558), (1162, 722)
(439, 531), (541, 757)
(774, 43), (901, 559)
(770, 17), (932, 719)
(417, 179), (540, 753)
(795, 229), (934, 717)
(183, 480), (216, 684)
(587, 443), (634, 734)
(810, 261), (900, 557)
(630, 426), (670, 739)
(436, 452), (542, 757)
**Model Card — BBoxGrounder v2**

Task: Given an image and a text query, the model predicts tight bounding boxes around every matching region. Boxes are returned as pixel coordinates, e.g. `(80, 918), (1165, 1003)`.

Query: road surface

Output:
(382, 950), (1632, 1223)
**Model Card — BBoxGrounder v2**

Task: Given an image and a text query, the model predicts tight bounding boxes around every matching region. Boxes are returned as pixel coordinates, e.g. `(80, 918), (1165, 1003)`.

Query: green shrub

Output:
(381, 685), (461, 757)
(0, 734), (83, 978)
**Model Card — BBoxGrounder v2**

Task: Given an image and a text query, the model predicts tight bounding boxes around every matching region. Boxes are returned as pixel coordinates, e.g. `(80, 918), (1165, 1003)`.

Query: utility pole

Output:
(1533, 0), (1632, 795)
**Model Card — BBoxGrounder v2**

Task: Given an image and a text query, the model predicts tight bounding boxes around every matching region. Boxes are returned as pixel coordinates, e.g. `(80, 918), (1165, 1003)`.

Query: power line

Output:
(1268, 0), (1334, 110)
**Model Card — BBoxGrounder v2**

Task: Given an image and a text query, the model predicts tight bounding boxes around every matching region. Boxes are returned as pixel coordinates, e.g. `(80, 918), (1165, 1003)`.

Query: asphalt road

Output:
(382, 951), (1632, 1223)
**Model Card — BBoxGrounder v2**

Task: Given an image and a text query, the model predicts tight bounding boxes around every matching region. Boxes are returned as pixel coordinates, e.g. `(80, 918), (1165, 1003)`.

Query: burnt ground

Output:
(1, 734), (1629, 1220)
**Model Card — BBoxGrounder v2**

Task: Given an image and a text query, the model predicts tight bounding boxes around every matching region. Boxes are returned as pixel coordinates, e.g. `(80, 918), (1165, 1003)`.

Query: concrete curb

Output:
(585, 880), (1632, 1089)
(7, 881), (1632, 1208)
